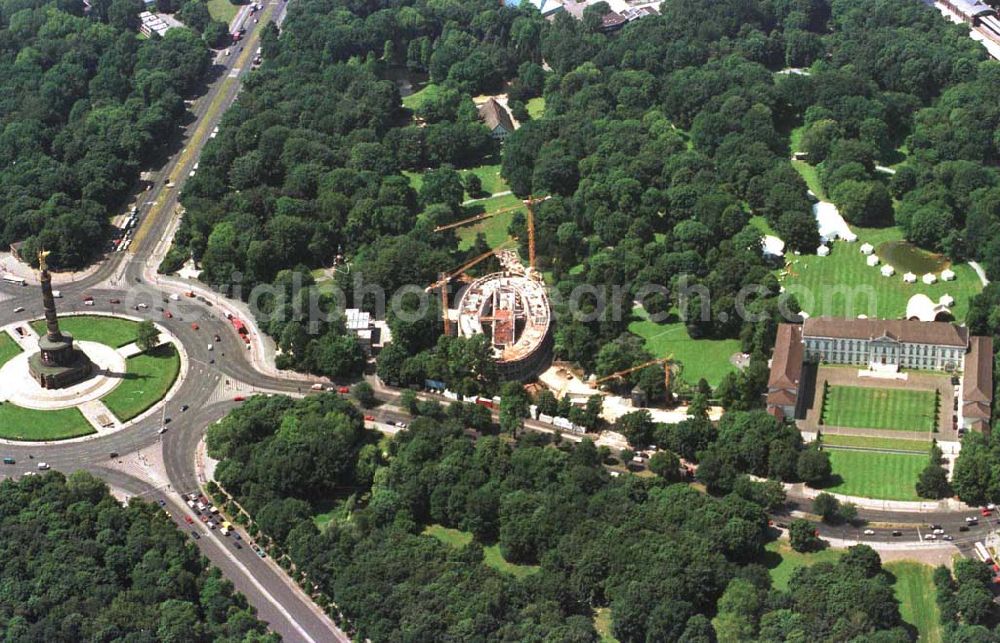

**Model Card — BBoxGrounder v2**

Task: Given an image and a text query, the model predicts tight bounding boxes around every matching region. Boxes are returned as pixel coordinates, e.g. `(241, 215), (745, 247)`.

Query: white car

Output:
(966, 516), (979, 523)
(933, 528), (945, 535)
(989, 503), (997, 511)
(13, 306), (23, 313)
(924, 533), (937, 540)
(36, 462), (49, 471)
(863, 529), (875, 535)
(83, 300), (94, 306)
(157, 427), (167, 434)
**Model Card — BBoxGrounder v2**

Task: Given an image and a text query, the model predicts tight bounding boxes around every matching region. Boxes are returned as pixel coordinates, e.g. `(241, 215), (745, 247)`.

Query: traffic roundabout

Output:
(0, 314), (184, 443)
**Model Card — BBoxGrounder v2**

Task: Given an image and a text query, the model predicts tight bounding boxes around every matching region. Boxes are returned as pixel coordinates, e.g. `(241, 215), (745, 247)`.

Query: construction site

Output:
(427, 197), (553, 380)
(454, 249), (551, 379)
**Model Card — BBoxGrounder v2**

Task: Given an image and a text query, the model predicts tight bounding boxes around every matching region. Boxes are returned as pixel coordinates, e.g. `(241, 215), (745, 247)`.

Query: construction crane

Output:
(426, 242), (513, 335)
(432, 201), (529, 233)
(590, 356), (676, 392)
(523, 195), (548, 269)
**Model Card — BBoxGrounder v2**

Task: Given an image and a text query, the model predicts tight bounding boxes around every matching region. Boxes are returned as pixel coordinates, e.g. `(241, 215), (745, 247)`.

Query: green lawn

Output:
(423, 524), (540, 578)
(526, 97), (545, 119)
(749, 215), (777, 236)
(102, 344), (180, 422)
(628, 306), (742, 387)
(206, 0), (238, 24)
(593, 607), (619, 643)
(461, 163), (508, 197)
(457, 193), (524, 250)
(402, 82), (442, 111)
(886, 561), (942, 643)
(407, 163), (509, 201)
(31, 316), (139, 348)
(823, 449), (925, 501)
(0, 404), (94, 441)
(822, 385), (937, 432)
(763, 540), (844, 591)
(819, 434), (931, 454)
(0, 333), (21, 366)
(780, 225), (982, 320)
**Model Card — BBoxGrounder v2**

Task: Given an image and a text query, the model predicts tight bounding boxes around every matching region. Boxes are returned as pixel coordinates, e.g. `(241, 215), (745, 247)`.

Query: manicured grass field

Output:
(461, 163), (508, 197)
(423, 524), (540, 578)
(0, 333), (22, 366)
(457, 193), (524, 250)
(763, 540), (844, 591)
(819, 434), (931, 454)
(822, 385), (936, 432)
(749, 215), (777, 236)
(206, 0), (238, 24)
(526, 97), (545, 119)
(885, 561), (942, 643)
(779, 225), (982, 320)
(0, 404), (94, 441)
(628, 307), (741, 387)
(102, 344), (180, 422)
(406, 163), (509, 201)
(31, 315), (139, 348)
(823, 449), (925, 501)
(402, 82), (442, 110)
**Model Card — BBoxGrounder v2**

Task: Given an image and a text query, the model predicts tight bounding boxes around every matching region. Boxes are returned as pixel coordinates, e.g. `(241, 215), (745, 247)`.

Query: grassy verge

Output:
(823, 385), (937, 432)
(627, 306), (741, 387)
(823, 449), (925, 501)
(206, 0), (238, 24)
(886, 561), (942, 643)
(763, 540), (844, 590)
(0, 405), (94, 441)
(31, 316), (139, 348)
(102, 344), (180, 422)
(819, 434), (930, 453)
(423, 524), (540, 578)
(0, 333), (22, 366)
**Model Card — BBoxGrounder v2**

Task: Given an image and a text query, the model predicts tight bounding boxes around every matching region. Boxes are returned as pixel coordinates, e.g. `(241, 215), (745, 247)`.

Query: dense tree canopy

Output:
(0, 0), (210, 268)
(0, 471), (275, 641)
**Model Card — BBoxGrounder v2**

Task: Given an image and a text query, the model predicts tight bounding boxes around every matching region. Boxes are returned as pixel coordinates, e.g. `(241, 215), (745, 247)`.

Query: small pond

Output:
(876, 240), (949, 274)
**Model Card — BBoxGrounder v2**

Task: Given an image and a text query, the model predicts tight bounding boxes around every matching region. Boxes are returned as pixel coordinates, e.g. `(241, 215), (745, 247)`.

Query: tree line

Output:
(0, 0), (212, 268)
(0, 471), (276, 641)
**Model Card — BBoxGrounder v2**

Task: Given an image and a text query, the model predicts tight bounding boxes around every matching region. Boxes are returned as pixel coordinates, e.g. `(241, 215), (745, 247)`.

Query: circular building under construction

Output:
(455, 250), (552, 380)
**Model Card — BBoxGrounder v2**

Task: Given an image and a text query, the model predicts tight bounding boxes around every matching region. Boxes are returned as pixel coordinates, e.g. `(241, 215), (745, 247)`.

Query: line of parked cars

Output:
(183, 491), (267, 557)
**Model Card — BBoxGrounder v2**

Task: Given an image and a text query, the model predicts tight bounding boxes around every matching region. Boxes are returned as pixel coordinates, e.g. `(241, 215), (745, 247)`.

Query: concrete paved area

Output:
(0, 340), (125, 409)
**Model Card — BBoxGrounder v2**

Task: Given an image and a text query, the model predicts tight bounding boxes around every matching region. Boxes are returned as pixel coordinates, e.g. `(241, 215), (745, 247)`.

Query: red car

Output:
(234, 396), (246, 402)
(337, 386), (350, 394)
(982, 507), (992, 516)
(191, 323), (199, 330)
(164, 311), (173, 319)
(364, 415), (375, 422)
(184, 516), (194, 524)
(200, 515), (209, 523)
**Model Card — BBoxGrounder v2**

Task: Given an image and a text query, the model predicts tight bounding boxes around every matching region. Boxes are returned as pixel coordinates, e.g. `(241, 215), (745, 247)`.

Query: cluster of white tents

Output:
(860, 243), (958, 284)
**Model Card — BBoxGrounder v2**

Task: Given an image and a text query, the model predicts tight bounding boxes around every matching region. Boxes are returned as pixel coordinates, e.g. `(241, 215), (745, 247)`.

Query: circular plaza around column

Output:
(0, 314), (187, 443)
(0, 340), (125, 409)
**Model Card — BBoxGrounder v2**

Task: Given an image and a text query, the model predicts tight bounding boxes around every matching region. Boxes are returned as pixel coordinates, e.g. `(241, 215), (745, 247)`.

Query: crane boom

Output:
(592, 356), (675, 390)
(433, 203), (524, 233)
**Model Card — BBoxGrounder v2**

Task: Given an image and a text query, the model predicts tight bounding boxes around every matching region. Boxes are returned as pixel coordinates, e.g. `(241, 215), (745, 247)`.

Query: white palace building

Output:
(767, 318), (993, 431)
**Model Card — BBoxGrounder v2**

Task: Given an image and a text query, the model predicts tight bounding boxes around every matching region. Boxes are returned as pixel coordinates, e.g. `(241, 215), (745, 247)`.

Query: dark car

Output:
(190, 530), (200, 540)
(233, 541), (242, 550)
(180, 405), (189, 412)
(233, 532), (242, 541)
(109, 451), (119, 459)
(109, 298), (121, 304)
(891, 531), (902, 537)
(960, 525), (970, 532)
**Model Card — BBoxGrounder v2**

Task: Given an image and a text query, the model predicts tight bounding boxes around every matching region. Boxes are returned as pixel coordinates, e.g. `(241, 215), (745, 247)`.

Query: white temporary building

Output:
(923, 272), (937, 285)
(940, 294), (955, 307)
(881, 265), (895, 277)
(866, 254), (880, 267)
(817, 245), (830, 256)
(762, 235), (785, 258)
(941, 268), (956, 281)
(860, 242), (875, 255)
(906, 293), (952, 322)
(813, 201), (857, 242)
(903, 272), (916, 283)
